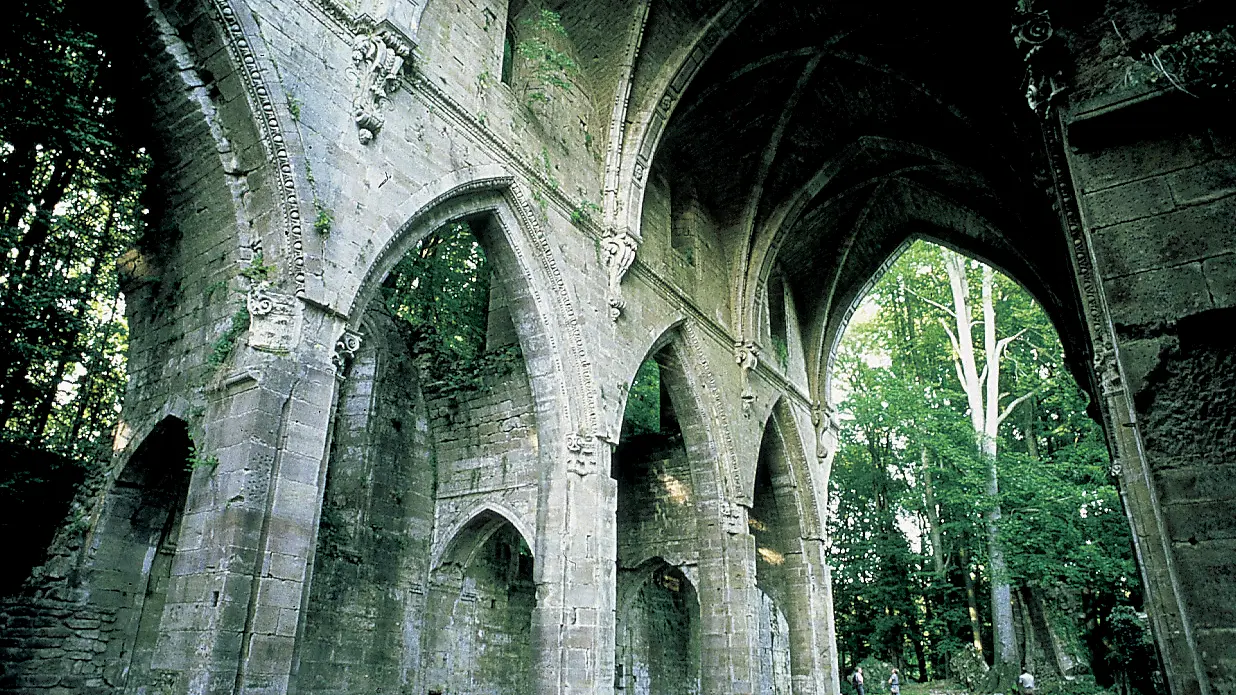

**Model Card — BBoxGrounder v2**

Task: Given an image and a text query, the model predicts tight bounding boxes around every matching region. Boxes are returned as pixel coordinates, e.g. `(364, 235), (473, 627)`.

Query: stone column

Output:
(698, 499), (760, 695)
(150, 324), (343, 694)
(792, 538), (840, 695)
(533, 435), (618, 695)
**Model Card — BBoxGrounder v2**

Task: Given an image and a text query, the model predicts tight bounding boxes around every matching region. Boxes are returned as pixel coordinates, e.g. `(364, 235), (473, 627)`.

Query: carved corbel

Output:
(1092, 341), (1124, 398)
(1012, 3), (1065, 115)
(735, 341), (759, 414)
(602, 230), (639, 321)
(719, 498), (747, 536)
(349, 22), (412, 144)
(812, 400), (841, 462)
(333, 329), (363, 373)
(1109, 456), (1124, 479)
(566, 432), (599, 477)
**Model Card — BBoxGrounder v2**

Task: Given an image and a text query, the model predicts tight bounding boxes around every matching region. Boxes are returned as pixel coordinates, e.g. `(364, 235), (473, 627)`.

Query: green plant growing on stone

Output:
(206, 305), (251, 371)
(314, 202), (333, 235)
(476, 69), (493, 93)
(516, 10), (579, 108)
(240, 253), (276, 282)
(286, 92), (302, 121)
(771, 333), (789, 370)
(477, 111), (488, 126)
(540, 146), (559, 191)
(185, 431), (220, 473)
(570, 199), (601, 227)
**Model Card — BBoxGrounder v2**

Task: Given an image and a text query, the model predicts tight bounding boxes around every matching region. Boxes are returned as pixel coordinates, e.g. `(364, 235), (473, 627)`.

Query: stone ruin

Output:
(0, 1), (1232, 694)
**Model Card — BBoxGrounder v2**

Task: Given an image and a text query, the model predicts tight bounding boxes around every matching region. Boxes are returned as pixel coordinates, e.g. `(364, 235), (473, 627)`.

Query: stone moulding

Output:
(210, 0), (308, 297)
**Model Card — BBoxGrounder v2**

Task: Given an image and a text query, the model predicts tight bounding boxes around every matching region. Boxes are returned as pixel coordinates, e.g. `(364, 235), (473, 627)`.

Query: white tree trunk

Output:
(941, 254), (1023, 677)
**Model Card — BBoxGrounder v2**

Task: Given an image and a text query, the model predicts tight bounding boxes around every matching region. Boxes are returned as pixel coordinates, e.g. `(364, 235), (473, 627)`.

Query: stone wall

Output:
(1067, 89), (1236, 695)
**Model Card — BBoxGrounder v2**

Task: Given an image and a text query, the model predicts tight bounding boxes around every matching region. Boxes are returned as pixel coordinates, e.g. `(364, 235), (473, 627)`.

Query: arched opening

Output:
(613, 338), (706, 693)
(826, 239), (1149, 687)
(615, 349), (697, 566)
(615, 559), (701, 694)
(89, 416), (193, 690)
(293, 208), (544, 693)
(424, 510), (536, 695)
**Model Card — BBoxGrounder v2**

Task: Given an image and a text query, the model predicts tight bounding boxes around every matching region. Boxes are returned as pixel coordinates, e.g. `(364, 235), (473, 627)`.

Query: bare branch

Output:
(997, 389), (1037, 426)
(906, 288), (955, 318)
(994, 328), (1028, 358)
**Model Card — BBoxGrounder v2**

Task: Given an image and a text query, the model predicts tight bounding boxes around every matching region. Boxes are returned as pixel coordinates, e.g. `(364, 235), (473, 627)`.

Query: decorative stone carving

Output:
(566, 433), (599, 477)
(1109, 456), (1124, 479)
(719, 499), (746, 536)
(813, 401), (841, 462)
(349, 24), (412, 144)
(1093, 342), (1124, 398)
(735, 341), (758, 414)
(1012, 3), (1065, 114)
(333, 329), (363, 371)
(246, 282), (274, 317)
(246, 285), (300, 353)
(602, 230), (639, 320)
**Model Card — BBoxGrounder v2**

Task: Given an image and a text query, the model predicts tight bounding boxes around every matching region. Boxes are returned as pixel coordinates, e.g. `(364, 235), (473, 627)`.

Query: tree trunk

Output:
(921, 447), (946, 577)
(960, 545), (985, 655)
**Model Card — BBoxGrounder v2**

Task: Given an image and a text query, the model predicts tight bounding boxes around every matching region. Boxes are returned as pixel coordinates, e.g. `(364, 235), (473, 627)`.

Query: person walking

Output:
(888, 669), (900, 695)
(1018, 669), (1036, 695)
(852, 667), (865, 695)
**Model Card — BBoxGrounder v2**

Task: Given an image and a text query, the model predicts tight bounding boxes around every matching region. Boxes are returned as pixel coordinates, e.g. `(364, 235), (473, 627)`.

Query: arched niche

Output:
(423, 509), (536, 695)
(87, 416), (193, 690)
(615, 558), (701, 695)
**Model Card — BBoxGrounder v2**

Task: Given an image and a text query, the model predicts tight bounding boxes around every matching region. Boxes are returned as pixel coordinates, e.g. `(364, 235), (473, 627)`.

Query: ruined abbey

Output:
(0, 1), (1232, 694)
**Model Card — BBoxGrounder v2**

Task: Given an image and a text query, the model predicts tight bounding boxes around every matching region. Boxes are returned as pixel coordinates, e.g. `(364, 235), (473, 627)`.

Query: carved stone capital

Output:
(349, 22), (412, 144)
(1109, 456), (1124, 478)
(566, 433), (599, 477)
(246, 282), (274, 317)
(1012, 4), (1065, 115)
(333, 329), (363, 372)
(602, 230), (639, 321)
(246, 285), (300, 353)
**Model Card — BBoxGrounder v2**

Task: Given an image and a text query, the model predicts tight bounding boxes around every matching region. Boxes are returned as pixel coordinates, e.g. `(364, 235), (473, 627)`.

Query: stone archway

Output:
(423, 509), (537, 695)
(88, 417), (194, 692)
(615, 559), (702, 695)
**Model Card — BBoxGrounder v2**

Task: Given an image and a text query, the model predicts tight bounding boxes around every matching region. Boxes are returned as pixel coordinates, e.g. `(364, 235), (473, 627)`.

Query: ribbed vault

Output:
(649, 0), (1093, 397)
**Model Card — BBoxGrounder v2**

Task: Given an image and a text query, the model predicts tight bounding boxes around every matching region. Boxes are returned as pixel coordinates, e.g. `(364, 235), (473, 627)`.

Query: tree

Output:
(0, 0), (148, 591)
(938, 254), (1033, 684)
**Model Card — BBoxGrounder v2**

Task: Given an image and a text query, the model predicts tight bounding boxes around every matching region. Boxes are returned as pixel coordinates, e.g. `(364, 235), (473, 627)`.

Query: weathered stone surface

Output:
(1, 3), (1234, 695)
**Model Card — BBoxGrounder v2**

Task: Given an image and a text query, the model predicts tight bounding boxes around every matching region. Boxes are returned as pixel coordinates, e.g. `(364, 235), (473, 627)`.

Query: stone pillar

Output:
(150, 352), (338, 695)
(533, 435), (618, 695)
(698, 499), (760, 695)
(790, 538), (840, 695)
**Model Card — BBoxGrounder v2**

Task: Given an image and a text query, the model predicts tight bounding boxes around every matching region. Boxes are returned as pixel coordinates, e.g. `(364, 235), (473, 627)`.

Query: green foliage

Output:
(828, 241), (1145, 682)
(771, 333), (789, 370)
(570, 199), (601, 227)
(207, 306), (251, 372)
(286, 91), (302, 121)
(313, 202), (333, 235)
(0, 0), (150, 587)
(240, 253), (276, 282)
(516, 10), (580, 108)
(621, 359), (661, 437)
(382, 222), (518, 392)
(1158, 26), (1236, 95)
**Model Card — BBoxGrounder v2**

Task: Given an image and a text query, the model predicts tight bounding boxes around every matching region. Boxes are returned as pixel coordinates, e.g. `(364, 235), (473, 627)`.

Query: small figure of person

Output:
(888, 668), (900, 695)
(1018, 669), (1036, 695)
(852, 667), (865, 695)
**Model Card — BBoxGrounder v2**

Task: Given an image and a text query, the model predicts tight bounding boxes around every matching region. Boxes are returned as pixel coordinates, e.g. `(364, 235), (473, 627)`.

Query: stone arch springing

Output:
(423, 508), (537, 695)
(615, 557), (702, 695)
(86, 415), (193, 691)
